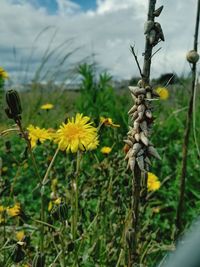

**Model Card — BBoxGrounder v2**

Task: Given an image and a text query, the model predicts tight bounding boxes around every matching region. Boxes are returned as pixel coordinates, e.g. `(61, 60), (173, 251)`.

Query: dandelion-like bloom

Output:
(7, 203), (21, 217)
(27, 125), (53, 148)
(147, 172), (161, 192)
(155, 87), (169, 100)
(100, 116), (120, 128)
(101, 146), (112, 154)
(40, 103), (54, 110)
(16, 231), (25, 241)
(55, 113), (99, 153)
(0, 67), (9, 79)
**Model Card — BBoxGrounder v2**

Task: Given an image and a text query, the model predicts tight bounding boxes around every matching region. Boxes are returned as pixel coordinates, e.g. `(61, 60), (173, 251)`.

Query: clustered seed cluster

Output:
(125, 81), (161, 172)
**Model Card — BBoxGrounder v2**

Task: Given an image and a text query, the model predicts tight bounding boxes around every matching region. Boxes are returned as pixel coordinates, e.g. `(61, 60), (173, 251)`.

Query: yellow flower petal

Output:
(16, 231), (25, 241)
(27, 125), (53, 148)
(7, 203), (21, 217)
(100, 116), (120, 128)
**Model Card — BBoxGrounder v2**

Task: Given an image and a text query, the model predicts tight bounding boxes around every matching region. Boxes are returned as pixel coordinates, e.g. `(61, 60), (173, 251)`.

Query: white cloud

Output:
(0, 0), (198, 85)
(56, 0), (81, 16)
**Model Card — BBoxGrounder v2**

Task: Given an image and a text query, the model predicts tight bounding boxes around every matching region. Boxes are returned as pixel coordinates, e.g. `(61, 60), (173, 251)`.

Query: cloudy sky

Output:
(0, 0), (198, 84)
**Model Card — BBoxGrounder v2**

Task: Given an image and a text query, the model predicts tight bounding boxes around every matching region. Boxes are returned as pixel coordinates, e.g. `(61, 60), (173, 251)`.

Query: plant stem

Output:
(129, 1), (157, 265)
(176, 0), (200, 237)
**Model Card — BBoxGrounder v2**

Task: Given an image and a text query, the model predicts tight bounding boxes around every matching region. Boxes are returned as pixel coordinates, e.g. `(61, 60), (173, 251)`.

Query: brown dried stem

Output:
(176, 0), (200, 237)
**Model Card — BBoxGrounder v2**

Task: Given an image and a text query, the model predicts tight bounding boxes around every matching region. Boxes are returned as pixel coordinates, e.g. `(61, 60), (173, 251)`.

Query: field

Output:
(0, 63), (200, 266)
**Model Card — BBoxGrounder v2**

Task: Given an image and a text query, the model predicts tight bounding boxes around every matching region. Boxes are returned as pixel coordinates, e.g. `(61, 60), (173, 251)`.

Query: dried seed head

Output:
(5, 90), (22, 121)
(140, 132), (149, 146)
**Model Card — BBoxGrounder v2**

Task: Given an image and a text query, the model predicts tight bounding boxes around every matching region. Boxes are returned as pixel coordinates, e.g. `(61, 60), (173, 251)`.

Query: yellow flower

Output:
(147, 172), (161, 192)
(101, 146), (112, 154)
(16, 231), (25, 241)
(0, 67), (9, 79)
(0, 206), (5, 213)
(100, 116), (120, 128)
(40, 103), (54, 110)
(155, 87), (169, 100)
(54, 198), (61, 205)
(55, 113), (99, 153)
(7, 203), (21, 217)
(27, 125), (53, 148)
(152, 207), (160, 213)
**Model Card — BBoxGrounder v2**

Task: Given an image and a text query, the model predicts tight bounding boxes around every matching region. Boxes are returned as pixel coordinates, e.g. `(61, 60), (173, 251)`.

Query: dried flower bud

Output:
(51, 202), (68, 221)
(5, 90), (22, 121)
(11, 244), (25, 263)
(32, 252), (46, 267)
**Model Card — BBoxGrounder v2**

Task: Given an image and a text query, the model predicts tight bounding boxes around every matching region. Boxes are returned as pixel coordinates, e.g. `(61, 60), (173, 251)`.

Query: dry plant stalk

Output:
(176, 0), (200, 236)
(125, 0), (164, 265)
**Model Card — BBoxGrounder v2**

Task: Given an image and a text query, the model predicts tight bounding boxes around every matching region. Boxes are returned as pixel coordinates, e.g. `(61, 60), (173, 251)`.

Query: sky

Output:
(0, 0), (198, 85)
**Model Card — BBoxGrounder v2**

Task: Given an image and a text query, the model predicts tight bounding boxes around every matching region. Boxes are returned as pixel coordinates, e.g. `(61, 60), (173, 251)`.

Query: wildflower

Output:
(101, 146), (112, 154)
(100, 116), (120, 128)
(155, 87), (169, 100)
(0, 206), (5, 213)
(147, 172), (161, 192)
(16, 231), (25, 241)
(40, 103), (54, 110)
(55, 113), (99, 153)
(7, 203), (21, 217)
(27, 125), (53, 148)
(0, 206), (5, 223)
(0, 67), (9, 79)
(152, 207), (160, 213)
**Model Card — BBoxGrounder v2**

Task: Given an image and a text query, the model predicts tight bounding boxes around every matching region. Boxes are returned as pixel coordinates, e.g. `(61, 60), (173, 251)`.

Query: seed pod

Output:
(32, 252), (46, 267)
(11, 244), (25, 263)
(146, 92), (152, 99)
(134, 121), (140, 131)
(186, 50), (199, 63)
(124, 139), (133, 147)
(144, 20), (154, 34)
(137, 79), (145, 88)
(154, 22), (165, 41)
(140, 121), (148, 135)
(136, 156), (145, 171)
(145, 109), (152, 119)
(128, 135), (136, 144)
(135, 111), (144, 122)
(135, 133), (140, 142)
(148, 29), (157, 45)
(137, 148), (144, 157)
(148, 146), (161, 160)
(129, 86), (146, 96)
(153, 5), (163, 17)
(132, 143), (142, 156)
(137, 104), (145, 113)
(144, 156), (151, 165)
(5, 90), (22, 121)
(140, 132), (149, 146)
(129, 156), (136, 172)
(131, 111), (138, 120)
(128, 105), (137, 115)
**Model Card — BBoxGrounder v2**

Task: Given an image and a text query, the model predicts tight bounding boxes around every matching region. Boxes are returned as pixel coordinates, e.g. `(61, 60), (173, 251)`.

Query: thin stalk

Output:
(129, 1), (157, 265)
(71, 150), (81, 241)
(176, 0), (200, 236)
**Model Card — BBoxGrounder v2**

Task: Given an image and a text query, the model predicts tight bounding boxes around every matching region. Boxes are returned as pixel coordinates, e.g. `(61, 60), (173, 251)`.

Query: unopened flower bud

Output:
(32, 252), (46, 267)
(5, 89), (22, 121)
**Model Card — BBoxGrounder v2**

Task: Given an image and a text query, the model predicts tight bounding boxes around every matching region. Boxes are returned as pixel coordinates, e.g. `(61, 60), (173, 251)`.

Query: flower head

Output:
(101, 146), (112, 155)
(55, 113), (99, 153)
(100, 116), (120, 128)
(7, 203), (21, 217)
(40, 103), (54, 110)
(16, 231), (25, 241)
(27, 125), (53, 148)
(155, 87), (169, 100)
(147, 172), (161, 192)
(0, 67), (9, 79)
